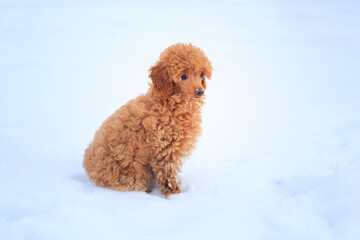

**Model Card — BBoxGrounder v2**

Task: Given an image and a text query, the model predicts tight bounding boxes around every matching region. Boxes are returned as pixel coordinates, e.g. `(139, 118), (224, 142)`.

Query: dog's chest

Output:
(161, 105), (202, 143)
(142, 98), (203, 155)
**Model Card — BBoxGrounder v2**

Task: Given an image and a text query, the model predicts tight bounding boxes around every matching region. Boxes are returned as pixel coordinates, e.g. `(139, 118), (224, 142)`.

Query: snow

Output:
(1, 0), (360, 239)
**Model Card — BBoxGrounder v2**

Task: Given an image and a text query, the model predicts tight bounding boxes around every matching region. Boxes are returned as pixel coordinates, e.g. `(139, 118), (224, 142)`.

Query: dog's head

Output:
(149, 43), (213, 99)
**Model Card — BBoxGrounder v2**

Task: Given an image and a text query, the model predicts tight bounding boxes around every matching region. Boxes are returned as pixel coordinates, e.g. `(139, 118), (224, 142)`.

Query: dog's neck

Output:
(147, 87), (205, 114)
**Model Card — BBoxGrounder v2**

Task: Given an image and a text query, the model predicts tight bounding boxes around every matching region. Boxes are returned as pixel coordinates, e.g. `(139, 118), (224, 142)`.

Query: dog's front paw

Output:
(162, 181), (181, 198)
(162, 187), (181, 198)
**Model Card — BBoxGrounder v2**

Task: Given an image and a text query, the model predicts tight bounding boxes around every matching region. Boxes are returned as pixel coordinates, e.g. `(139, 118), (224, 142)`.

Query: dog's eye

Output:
(200, 72), (204, 78)
(181, 75), (188, 80)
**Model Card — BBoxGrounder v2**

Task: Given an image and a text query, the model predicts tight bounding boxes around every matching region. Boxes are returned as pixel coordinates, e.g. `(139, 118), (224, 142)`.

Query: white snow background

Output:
(1, 0), (359, 239)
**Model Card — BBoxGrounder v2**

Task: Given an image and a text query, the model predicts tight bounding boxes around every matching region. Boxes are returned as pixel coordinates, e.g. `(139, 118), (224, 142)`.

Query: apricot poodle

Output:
(83, 43), (213, 197)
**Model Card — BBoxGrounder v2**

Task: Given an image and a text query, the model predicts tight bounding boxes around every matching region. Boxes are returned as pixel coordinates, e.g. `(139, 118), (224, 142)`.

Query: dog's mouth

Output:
(192, 94), (205, 99)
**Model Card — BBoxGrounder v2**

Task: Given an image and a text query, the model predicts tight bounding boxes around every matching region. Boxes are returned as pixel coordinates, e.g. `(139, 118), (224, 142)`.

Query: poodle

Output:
(83, 43), (213, 197)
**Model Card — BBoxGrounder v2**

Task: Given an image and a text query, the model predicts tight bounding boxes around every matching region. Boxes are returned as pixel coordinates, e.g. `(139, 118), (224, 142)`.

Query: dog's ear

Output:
(202, 79), (207, 90)
(149, 61), (174, 99)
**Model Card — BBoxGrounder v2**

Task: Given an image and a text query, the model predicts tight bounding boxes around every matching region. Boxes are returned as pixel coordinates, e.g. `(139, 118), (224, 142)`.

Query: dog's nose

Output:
(195, 88), (204, 97)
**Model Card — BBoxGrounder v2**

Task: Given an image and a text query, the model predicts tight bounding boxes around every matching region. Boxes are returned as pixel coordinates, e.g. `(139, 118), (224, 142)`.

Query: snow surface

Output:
(1, 0), (360, 239)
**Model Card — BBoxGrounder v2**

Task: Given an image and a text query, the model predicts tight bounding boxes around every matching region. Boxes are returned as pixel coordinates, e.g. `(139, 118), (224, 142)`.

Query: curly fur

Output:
(83, 43), (213, 197)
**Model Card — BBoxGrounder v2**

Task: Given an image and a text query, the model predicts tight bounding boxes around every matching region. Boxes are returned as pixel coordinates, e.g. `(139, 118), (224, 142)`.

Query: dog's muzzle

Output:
(195, 88), (204, 97)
